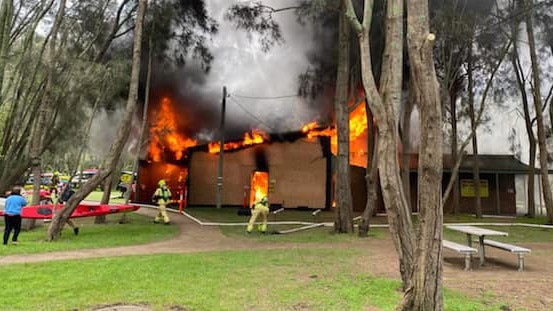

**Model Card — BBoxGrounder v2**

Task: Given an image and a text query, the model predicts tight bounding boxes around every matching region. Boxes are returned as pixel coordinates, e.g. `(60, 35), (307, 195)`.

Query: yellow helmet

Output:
(260, 196), (268, 204)
(158, 179), (166, 187)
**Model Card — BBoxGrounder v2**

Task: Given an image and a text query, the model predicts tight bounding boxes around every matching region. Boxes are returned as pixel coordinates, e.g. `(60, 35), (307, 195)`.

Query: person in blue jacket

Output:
(3, 186), (28, 245)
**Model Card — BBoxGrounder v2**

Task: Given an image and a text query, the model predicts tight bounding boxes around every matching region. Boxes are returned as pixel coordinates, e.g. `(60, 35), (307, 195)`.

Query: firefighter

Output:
(152, 179), (171, 224)
(247, 196), (269, 234)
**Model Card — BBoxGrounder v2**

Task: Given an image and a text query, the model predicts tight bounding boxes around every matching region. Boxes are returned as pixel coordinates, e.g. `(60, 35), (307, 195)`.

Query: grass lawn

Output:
(0, 249), (506, 311)
(185, 206), (553, 244)
(2, 197), (548, 310)
(1, 213), (179, 256)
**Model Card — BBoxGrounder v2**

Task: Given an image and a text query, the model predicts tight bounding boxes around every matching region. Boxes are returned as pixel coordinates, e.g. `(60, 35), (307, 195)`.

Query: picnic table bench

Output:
(483, 239), (531, 272)
(443, 240), (478, 270)
(446, 225), (508, 267)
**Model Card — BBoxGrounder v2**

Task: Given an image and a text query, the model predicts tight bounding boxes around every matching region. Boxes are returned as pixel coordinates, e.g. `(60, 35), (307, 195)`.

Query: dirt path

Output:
(2, 208), (551, 311)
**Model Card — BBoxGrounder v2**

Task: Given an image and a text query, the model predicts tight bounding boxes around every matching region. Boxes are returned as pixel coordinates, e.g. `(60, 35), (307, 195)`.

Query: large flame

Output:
(149, 97), (198, 161)
(208, 129), (269, 154)
(304, 99), (369, 168)
(249, 171), (269, 207)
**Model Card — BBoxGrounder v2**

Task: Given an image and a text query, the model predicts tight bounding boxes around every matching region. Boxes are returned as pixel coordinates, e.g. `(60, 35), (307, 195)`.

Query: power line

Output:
(227, 97), (278, 132)
(230, 93), (299, 100)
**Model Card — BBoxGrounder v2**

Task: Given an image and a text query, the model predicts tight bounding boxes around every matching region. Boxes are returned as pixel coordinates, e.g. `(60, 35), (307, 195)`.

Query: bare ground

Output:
(1, 208), (552, 311)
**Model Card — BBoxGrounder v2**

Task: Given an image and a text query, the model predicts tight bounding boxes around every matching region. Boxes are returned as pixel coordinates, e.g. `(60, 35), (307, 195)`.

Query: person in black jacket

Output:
(59, 183), (79, 235)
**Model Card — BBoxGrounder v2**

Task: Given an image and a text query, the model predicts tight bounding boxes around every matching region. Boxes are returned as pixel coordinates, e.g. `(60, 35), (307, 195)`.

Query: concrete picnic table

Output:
(446, 225), (508, 266)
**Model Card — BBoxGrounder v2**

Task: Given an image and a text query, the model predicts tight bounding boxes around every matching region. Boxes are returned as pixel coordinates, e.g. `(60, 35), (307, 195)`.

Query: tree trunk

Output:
(27, 0), (66, 230)
(359, 104), (378, 237)
(403, 0), (444, 309)
(467, 47), (483, 218)
(346, 0), (415, 290)
(510, 6), (535, 217)
(333, 1), (354, 233)
(47, 0), (149, 240)
(0, 0), (13, 104)
(449, 88), (461, 215)
(401, 89), (415, 212)
(524, 0), (553, 224)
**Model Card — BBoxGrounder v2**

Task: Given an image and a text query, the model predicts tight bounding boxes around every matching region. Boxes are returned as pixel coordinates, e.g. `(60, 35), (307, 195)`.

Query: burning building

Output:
(135, 89), (372, 211)
(135, 87), (525, 216)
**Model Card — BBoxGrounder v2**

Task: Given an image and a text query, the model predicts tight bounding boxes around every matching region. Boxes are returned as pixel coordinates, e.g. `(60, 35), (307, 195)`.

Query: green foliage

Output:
(145, 0), (218, 70)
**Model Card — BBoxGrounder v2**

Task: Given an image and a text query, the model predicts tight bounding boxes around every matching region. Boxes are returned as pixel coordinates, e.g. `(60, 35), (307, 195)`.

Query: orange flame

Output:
(208, 129), (269, 154)
(149, 97), (197, 161)
(303, 100), (369, 168)
(249, 171), (269, 207)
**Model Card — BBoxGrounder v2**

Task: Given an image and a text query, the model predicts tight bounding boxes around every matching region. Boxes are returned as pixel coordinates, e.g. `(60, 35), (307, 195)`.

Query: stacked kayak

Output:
(0, 203), (140, 219)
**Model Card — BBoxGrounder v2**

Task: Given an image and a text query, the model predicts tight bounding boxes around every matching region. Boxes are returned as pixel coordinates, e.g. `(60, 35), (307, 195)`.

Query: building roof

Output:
(409, 154), (547, 174)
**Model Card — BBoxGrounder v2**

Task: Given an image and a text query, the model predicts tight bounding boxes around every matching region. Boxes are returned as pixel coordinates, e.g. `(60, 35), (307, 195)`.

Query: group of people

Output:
(149, 179), (270, 234)
(4, 176), (271, 245)
(3, 177), (80, 246)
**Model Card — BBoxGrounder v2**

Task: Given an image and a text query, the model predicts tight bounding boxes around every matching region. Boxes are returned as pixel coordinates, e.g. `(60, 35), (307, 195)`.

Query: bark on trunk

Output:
(346, 0), (415, 289)
(467, 48), (482, 218)
(28, 0), (67, 230)
(403, 0), (444, 309)
(449, 90), (461, 215)
(509, 0), (535, 218)
(401, 90), (415, 212)
(0, 0), (13, 103)
(359, 105), (378, 237)
(333, 1), (354, 233)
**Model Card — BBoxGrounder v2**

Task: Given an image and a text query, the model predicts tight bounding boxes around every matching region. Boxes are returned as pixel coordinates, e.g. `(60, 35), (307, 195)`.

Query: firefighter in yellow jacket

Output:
(247, 196), (269, 234)
(152, 179), (171, 224)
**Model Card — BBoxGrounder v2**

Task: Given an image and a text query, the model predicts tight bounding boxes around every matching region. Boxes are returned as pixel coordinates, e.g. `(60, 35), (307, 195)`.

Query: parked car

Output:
(70, 169), (99, 188)
(24, 173), (54, 190)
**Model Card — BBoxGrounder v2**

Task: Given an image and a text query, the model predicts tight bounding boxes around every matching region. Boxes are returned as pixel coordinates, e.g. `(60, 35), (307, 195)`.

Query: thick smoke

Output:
(143, 0), (338, 143)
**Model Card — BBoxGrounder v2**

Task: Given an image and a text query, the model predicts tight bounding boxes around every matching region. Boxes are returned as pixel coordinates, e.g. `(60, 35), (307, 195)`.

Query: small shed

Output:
(414, 154), (535, 215)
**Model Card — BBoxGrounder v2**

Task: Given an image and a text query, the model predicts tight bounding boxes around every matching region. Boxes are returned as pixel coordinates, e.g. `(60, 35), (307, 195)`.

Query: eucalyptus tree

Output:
(499, 0), (553, 221)
(47, 0), (149, 241)
(523, 0), (553, 224)
(431, 0), (513, 218)
(46, 0), (219, 238)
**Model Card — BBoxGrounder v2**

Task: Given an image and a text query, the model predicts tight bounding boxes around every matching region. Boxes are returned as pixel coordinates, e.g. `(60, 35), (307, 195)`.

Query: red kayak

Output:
(0, 203), (140, 219)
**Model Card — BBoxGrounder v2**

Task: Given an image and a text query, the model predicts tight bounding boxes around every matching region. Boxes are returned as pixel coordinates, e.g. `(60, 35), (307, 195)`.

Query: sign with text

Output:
(460, 179), (489, 197)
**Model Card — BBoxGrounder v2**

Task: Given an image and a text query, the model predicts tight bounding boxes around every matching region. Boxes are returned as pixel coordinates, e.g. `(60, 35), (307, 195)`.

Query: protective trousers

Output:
(154, 202), (170, 224)
(247, 205), (269, 233)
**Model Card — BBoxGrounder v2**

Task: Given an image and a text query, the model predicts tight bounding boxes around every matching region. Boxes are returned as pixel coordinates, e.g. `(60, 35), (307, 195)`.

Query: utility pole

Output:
(216, 86), (227, 208)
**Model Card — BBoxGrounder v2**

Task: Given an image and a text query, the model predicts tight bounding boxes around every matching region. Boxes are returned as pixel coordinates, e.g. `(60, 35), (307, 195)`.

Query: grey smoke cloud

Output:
(195, 0), (324, 136)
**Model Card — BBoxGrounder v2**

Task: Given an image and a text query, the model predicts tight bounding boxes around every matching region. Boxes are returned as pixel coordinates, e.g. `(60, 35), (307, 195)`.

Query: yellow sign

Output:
(460, 179), (489, 197)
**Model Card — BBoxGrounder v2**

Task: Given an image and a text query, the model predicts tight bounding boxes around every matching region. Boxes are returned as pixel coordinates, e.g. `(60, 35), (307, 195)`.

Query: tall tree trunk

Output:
(47, 0), (149, 240)
(333, 1), (354, 233)
(510, 1), (535, 218)
(0, 0), (13, 105)
(450, 88), (461, 215)
(467, 46), (483, 218)
(401, 89), (415, 212)
(404, 0), (444, 309)
(346, 0), (415, 290)
(359, 105), (378, 237)
(524, 0), (553, 224)
(27, 0), (66, 230)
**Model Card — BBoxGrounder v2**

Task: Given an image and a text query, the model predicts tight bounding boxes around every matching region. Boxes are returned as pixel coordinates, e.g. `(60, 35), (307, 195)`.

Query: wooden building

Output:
(137, 135), (535, 216)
